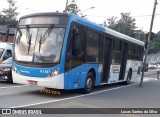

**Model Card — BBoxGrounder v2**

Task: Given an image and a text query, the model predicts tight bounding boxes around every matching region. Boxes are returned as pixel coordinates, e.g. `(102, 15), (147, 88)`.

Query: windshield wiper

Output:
(16, 28), (22, 45)
(25, 25), (32, 55)
(38, 24), (54, 52)
(27, 33), (32, 54)
(39, 33), (42, 53)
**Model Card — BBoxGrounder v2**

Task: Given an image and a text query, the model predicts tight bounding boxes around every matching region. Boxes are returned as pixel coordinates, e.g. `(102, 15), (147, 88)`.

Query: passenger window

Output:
(114, 39), (122, 51)
(65, 22), (86, 71)
(86, 29), (100, 62)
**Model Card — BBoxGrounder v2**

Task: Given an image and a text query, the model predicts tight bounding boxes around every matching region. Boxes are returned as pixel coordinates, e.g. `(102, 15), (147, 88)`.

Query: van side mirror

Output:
(3, 55), (7, 61)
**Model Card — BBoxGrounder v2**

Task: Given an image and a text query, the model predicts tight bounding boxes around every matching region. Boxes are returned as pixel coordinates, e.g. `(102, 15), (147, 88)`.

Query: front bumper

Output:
(0, 70), (12, 77)
(12, 70), (64, 89)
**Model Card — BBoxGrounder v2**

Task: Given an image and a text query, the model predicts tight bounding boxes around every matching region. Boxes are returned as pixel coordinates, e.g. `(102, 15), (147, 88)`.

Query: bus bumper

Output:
(12, 70), (64, 89)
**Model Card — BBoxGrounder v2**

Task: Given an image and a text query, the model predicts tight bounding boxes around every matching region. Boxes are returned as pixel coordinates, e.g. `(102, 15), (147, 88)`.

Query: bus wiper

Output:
(25, 25), (32, 54)
(27, 33), (32, 54)
(38, 24), (54, 52)
(16, 28), (22, 45)
(39, 24), (54, 44)
(39, 33), (42, 52)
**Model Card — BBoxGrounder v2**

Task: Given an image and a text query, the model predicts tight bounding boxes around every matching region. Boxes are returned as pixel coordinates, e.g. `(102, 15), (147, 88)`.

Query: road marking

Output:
(9, 78), (155, 108)
(0, 85), (29, 89)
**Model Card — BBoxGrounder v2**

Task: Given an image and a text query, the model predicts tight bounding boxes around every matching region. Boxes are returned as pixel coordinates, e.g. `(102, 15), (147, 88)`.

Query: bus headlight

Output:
(49, 68), (59, 77)
(12, 66), (20, 74)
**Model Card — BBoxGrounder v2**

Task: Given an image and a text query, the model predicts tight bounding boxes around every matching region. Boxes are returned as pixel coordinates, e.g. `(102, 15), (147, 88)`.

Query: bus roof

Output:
(19, 12), (68, 19)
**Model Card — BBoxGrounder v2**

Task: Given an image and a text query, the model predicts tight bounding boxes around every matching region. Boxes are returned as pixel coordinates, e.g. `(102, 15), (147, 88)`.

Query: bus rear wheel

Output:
(81, 73), (94, 94)
(124, 70), (132, 85)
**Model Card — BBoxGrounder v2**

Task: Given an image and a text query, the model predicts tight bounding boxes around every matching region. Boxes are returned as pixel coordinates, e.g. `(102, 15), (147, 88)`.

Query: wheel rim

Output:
(86, 78), (93, 90)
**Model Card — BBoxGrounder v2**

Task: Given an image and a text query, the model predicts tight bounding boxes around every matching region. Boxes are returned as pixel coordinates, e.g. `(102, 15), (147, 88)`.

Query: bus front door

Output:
(119, 43), (128, 80)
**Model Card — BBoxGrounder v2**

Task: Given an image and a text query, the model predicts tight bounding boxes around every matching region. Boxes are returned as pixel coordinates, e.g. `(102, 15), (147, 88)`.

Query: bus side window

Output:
(86, 29), (100, 62)
(72, 27), (79, 56)
(65, 22), (86, 71)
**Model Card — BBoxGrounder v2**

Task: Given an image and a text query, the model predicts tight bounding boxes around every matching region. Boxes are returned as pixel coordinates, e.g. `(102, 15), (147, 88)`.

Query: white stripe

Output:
(9, 77), (154, 108)
(0, 85), (28, 89)
(143, 77), (157, 82)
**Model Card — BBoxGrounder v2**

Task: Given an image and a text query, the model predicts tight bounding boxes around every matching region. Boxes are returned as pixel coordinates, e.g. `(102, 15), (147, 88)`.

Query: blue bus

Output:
(12, 12), (144, 93)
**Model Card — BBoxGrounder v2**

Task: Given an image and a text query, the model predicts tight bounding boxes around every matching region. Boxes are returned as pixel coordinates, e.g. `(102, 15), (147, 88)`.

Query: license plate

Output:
(28, 80), (37, 85)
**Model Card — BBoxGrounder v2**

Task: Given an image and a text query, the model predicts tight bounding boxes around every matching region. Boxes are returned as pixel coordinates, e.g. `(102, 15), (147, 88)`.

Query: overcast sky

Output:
(1, 0), (160, 32)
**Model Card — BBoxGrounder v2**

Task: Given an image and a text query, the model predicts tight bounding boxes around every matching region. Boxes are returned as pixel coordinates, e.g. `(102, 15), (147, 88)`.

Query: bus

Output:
(12, 12), (144, 93)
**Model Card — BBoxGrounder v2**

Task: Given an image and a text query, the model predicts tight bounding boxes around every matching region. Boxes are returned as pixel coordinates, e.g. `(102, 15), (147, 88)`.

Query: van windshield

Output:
(0, 48), (4, 58)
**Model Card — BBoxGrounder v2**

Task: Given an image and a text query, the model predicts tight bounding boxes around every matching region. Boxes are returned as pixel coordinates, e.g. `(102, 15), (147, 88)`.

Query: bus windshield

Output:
(14, 26), (65, 63)
(0, 48), (4, 58)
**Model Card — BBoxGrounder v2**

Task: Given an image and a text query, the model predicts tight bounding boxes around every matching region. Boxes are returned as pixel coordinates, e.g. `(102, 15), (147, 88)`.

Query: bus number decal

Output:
(40, 70), (50, 74)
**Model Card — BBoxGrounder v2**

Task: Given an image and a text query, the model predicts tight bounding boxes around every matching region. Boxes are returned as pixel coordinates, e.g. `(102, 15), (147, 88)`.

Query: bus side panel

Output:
(64, 64), (101, 90)
(125, 60), (141, 80)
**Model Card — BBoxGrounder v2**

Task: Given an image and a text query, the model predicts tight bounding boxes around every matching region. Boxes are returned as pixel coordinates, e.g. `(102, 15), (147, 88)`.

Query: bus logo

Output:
(20, 70), (30, 74)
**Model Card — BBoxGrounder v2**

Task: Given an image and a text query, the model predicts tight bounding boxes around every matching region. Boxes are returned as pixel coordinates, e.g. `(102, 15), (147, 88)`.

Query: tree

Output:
(0, 0), (19, 25)
(134, 29), (146, 42)
(105, 12), (146, 41)
(0, 13), (7, 24)
(104, 16), (117, 30)
(66, 0), (80, 15)
(117, 13), (136, 35)
(148, 32), (160, 54)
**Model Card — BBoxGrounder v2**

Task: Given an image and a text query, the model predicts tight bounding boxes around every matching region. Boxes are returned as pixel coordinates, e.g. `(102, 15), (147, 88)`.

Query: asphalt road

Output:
(0, 70), (159, 116)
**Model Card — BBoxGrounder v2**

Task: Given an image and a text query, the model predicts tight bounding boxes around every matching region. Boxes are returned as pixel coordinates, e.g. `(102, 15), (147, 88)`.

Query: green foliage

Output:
(105, 16), (117, 30)
(134, 29), (146, 42)
(0, 0), (19, 26)
(148, 33), (160, 54)
(104, 12), (146, 42)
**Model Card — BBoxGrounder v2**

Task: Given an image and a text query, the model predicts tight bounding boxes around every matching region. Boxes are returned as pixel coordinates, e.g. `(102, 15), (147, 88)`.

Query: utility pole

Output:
(65, 0), (69, 11)
(140, 0), (158, 87)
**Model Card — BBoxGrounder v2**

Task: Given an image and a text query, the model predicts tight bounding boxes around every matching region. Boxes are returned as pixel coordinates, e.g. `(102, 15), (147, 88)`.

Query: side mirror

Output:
(5, 24), (16, 43)
(3, 55), (7, 61)
(16, 35), (21, 45)
(16, 28), (22, 45)
(72, 28), (79, 36)
(5, 28), (9, 42)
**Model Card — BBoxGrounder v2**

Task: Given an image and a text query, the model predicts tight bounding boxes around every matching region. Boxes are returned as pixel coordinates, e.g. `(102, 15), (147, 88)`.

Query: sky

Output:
(1, 0), (160, 33)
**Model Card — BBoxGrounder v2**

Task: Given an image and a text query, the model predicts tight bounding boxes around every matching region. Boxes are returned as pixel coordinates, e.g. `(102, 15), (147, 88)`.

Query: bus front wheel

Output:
(81, 73), (94, 94)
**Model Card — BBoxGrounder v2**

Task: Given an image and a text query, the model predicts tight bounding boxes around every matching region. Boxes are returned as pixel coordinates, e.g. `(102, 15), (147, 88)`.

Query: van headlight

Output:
(49, 68), (59, 77)
(3, 68), (11, 71)
(0, 59), (3, 63)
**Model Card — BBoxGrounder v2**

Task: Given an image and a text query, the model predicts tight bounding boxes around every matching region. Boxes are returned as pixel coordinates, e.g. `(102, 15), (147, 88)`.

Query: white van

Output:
(0, 42), (13, 63)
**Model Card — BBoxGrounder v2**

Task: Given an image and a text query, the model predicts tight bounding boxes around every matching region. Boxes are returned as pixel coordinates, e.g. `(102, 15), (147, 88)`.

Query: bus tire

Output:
(124, 70), (132, 85)
(81, 73), (94, 94)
